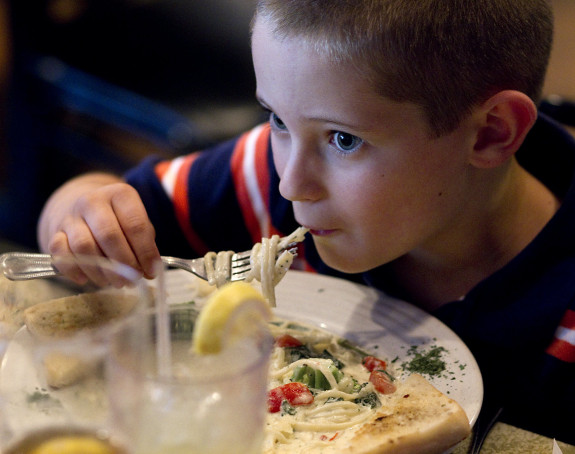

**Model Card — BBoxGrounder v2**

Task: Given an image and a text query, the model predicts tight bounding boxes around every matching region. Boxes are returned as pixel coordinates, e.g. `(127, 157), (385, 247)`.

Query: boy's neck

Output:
(388, 162), (561, 312)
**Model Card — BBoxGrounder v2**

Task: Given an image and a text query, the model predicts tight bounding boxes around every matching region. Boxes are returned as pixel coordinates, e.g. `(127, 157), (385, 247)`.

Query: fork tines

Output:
(230, 251), (252, 275)
(230, 242), (299, 277)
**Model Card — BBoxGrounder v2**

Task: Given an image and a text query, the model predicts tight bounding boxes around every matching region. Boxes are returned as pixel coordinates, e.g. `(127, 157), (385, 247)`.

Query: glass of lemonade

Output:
(0, 254), (152, 453)
(105, 281), (274, 454)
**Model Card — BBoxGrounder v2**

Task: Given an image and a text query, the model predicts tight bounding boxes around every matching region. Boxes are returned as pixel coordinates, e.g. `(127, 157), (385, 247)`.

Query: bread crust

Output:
(344, 374), (470, 454)
(23, 292), (137, 388)
(24, 292), (137, 339)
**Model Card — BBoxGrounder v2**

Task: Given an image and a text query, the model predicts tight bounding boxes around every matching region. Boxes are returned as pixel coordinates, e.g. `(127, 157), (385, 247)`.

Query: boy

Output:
(38, 0), (575, 444)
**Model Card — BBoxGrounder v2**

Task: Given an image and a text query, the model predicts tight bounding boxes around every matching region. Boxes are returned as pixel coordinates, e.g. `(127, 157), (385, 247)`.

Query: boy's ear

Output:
(470, 90), (537, 169)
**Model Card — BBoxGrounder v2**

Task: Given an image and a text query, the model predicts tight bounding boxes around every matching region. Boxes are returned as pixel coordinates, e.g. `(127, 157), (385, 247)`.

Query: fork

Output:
(0, 247), (297, 282)
(468, 401), (503, 454)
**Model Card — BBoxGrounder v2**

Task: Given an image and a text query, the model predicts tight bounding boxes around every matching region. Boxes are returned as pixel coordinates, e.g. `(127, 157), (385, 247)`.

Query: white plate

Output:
(272, 271), (483, 427)
(0, 270), (482, 432)
(165, 269), (483, 426)
(0, 328), (109, 435)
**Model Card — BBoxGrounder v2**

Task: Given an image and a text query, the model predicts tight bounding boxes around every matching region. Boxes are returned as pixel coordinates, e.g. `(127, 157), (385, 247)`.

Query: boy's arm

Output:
(37, 172), (161, 278)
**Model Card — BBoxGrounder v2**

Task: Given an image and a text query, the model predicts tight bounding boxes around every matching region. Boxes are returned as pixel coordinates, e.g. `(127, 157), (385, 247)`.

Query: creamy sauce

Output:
(264, 320), (397, 452)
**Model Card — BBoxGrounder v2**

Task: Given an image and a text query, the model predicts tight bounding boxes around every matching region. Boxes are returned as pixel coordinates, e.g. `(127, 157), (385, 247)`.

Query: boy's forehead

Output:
(252, 17), (309, 59)
(253, 20), (368, 103)
(252, 18), (363, 88)
(253, 19), (428, 136)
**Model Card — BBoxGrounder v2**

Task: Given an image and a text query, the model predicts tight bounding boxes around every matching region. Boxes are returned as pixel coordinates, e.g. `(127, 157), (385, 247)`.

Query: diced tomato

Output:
(275, 334), (303, 348)
(363, 355), (387, 372)
(320, 432), (339, 442)
(268, 389), (284, 413)
(369, 370), (397, 394)
(268, 382), (314, 413)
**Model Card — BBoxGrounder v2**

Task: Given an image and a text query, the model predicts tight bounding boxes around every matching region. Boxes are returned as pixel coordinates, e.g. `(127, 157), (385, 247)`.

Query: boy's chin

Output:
(315, 248), (376, 275)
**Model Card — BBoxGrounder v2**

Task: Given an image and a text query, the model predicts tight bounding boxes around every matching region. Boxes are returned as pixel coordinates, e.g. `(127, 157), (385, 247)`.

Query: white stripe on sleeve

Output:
(160, 156), (186, 199)
(243, 124), (270, 238)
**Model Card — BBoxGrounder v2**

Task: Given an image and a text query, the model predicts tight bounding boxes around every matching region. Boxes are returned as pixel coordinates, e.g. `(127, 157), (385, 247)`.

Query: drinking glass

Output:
(0, 254), (152, 453)
(106, 278), (274, 454)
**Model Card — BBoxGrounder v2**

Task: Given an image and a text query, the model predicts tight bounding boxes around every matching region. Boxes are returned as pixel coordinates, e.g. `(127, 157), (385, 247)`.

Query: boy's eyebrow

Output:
(256, 94), (369, 133)
(256, 95), (272, 110)
(305, 114), (367, 132)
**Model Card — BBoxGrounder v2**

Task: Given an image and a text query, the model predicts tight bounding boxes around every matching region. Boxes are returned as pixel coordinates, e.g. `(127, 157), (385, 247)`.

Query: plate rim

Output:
(272, 270), (484, 427)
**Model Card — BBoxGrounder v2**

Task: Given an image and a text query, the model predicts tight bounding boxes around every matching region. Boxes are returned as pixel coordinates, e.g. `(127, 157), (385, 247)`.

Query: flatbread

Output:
(23, 292), (137, 388)
(24, 292), (137, 339)
(0, 275), (68, 332)
(339, 374), (470, 454)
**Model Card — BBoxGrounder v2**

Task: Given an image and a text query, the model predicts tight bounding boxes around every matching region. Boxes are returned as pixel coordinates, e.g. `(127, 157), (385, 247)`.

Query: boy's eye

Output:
(270, 112), (287, 130)
(330, 132), (363, 154)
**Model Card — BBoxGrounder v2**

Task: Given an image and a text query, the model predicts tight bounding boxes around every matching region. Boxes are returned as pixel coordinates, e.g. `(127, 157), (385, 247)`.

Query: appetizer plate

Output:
(272, 271), (483, 427)
(0, 326), (109, 432)
(0, 269), (482, 431)
(164, 269), (483, 427)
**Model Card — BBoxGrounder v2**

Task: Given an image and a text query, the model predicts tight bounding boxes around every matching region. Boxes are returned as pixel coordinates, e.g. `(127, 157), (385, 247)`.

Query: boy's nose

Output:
(277, 144), (325, 203)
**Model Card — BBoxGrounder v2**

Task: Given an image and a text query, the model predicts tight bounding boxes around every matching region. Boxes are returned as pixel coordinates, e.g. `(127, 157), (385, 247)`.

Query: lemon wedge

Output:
(192, 281), (272, 354)
(29, 435), (117, 454)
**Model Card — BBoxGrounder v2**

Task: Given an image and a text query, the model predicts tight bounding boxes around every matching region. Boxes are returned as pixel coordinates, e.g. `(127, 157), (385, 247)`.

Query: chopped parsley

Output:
(26, 388), (61, 409)
(354, 392), (381, 409)
(281, 400), (297, 416)
(401, 345), (447, 377)
(26, 389), (52, 403)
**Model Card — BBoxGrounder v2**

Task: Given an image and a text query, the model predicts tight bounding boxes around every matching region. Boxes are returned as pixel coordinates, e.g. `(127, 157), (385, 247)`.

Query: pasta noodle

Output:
(203, 250), (234, 287)
(264, 320), (397, 451)
(203, 227), (309, 306)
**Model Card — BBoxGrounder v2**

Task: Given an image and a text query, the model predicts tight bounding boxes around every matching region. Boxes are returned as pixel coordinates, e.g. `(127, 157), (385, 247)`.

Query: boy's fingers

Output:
(110, 189), (161, 278)
(46, 182), (159, 280)
(83, 206), (143, 273)
(71, 184), (150, 275)
(49, 231), (92, 286)
(48, 230), (74, 257)
(49, 215), (103, 259)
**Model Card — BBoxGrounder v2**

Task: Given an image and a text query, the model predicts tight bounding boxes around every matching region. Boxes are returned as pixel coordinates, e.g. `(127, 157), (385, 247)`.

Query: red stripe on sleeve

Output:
(254, 125), (271, 207)
(546, 338), (575, 363)
(231, 128), (266, 243)
(172, 154), (210, 254)
(559, 309), (575, 330)
(546, 310), (575, 363)
(154, 160), (171, 180)
(254, 125), (283, 238)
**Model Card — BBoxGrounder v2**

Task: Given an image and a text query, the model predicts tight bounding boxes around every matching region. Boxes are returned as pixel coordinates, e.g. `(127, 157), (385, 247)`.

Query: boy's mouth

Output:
(307, 228), (337, 237)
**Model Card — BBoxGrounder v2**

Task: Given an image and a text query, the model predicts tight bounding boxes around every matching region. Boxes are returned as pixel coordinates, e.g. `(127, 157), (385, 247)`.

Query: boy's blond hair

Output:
(253, 0), (553, 136)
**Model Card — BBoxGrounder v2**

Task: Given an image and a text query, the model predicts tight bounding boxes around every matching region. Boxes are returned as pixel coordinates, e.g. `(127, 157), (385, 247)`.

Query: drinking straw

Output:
(154, 262), (172, 378)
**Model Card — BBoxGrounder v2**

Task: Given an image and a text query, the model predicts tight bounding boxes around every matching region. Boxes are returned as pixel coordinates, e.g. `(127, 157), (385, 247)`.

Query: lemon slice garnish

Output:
(29, 436), (116, 454)
(192, 282), (272, 354)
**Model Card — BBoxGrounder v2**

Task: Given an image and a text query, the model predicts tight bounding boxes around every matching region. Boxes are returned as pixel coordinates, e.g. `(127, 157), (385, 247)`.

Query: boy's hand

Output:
(38, 173), (161, 280)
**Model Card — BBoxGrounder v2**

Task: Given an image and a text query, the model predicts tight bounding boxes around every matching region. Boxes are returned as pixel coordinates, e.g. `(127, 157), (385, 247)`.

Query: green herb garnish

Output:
(354, 392), (381, 409)
(401, 345), (447, 376)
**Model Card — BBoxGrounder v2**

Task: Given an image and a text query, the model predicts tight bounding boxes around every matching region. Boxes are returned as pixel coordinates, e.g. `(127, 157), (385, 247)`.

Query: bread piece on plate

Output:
(24, 292), (137, 339)
(23, 292), (137, 388)
(344, 374), (470, 454)
(0, 276), (68, 332)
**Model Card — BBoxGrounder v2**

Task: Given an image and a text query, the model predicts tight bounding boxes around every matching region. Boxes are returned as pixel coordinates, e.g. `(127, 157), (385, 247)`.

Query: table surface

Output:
(453, 422), (575, 454)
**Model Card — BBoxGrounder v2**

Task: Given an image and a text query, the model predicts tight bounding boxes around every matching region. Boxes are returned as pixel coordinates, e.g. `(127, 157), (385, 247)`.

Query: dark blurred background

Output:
(0, 0), (261, 249)
(0, 0), (574, 251)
